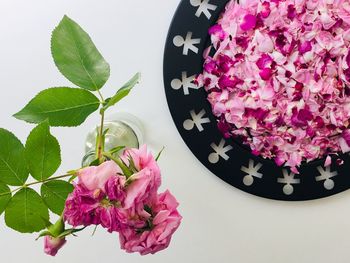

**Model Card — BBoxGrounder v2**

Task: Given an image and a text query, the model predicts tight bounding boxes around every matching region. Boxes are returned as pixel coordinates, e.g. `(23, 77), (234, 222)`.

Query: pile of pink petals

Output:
(195, 0), (350, 173)
(45, 146), (182, 256)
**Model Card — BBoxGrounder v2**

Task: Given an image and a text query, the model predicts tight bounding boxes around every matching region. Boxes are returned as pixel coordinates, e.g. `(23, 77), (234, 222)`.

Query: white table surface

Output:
(1, 0), (350, 262)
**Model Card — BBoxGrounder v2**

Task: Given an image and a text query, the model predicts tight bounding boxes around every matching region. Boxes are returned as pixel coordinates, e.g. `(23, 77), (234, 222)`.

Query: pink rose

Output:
(122, 146), (161, 209)
(44, 236), (66, 256)
(64, 181), (133, 232)
(122, 207), (152, 229)
(122, 145), (160, 174)
(64, 184), (104, 227)
(119, 190), (182, 255)
(124, 167), (161, 210)
(78, 160), (122, 191)
(96, 206), (129, 233)
(104, 175), (127, 202)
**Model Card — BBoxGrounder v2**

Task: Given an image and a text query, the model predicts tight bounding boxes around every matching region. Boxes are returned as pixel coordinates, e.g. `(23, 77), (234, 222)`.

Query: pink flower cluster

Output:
(196, 0), (350, 173)
(61, 146), (181, 255)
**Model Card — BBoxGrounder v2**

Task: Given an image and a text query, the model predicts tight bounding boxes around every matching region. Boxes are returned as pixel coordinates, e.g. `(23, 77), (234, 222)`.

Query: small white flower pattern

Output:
(315, 166), (338, 190)
(277, 170), (300, 195)
(208, 139), (233, 164)
(183, 109), (210, 132)
(173, 32), (201, 55)
(240, 160), (263, 186)
(189, 0), (217, 19)
(171, 72), (198, 95)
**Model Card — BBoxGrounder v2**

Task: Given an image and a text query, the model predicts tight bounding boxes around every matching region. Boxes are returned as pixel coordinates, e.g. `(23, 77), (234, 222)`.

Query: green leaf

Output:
(109, 146), (125, 155)
(127, 155), (138, 173)
(67, 170), (78, 182)
(155, 146), (165, 161)
(101, 72), (140, 113)
(36, 230), (51, 240)
(68, 174), (78, 183)
(102, 152), (132, 177)
(0, 182), (11, 215)
(41, 180), (73, 215)
(25, 121), (61, 181)
(51, 15), (110, 91)
(0, 129), (29, 186)
(88, 158), (101, 167)
(47, 218), (65, 237)
(58, 227), (86, 238)
(13, 87), (100, 127)
(5, 188), (49, 233)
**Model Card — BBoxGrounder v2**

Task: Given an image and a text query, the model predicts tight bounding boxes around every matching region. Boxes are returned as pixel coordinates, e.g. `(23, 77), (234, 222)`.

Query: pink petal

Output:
(299, 41), (312, 55)
(240, 14), (257, 31)
(324, 155), (332, 167)
(256, 54), (273, 69)
(342, 129), (350, 146)
(259, 68), (273, 80)
(261, 2), (271, 18)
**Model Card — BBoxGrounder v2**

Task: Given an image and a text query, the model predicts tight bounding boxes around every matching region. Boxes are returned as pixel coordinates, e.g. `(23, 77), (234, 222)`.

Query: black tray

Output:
(163, 0), (350, 201)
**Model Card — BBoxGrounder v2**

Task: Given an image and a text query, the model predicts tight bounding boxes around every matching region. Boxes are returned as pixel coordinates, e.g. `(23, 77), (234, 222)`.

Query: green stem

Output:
(97, 110), (105, 161)
(0, 173), (75, 197)
(0, 186), (22, 197)
(96, 89), (105, 103)
(25, 173), (74, 187)
(91, 225), (98, 236)
(96, 91), (105, 162)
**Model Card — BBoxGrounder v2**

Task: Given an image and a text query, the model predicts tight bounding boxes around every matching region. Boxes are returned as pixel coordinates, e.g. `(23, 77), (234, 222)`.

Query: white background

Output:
(1, 0), (350, 262)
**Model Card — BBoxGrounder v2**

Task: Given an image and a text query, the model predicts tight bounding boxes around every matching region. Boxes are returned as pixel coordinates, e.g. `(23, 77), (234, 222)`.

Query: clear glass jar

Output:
(82, 112), (144, 166)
